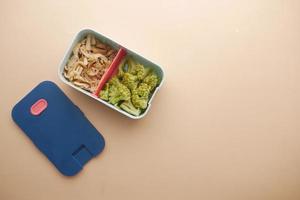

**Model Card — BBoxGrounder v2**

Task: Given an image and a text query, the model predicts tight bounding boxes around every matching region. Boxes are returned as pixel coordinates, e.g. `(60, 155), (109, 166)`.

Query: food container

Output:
(58, 29), (165, 119)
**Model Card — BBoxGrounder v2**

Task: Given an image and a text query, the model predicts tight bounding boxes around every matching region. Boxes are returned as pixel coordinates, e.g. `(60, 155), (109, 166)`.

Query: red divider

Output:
(93, 48), (127, 97)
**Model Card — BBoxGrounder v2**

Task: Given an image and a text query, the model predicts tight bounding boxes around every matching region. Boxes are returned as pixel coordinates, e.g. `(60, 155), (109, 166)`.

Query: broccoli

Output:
(127, 58), (137, 73)
(127, 58), (151, 80)
(99, 83), (109, 100)
(131, 83), (151, 109)
(133, 64), (147, 80)
(136, 83), (151, 97)
(99, 56), (159, 116)
(143, 73), (159, 90)
(131, 94), (148, 109)
(117, 59), (126, 78)
(122, 72), (138, 90)
(120, 100), (141, 116)
(108, 76), (120, 85)
(107, 77), (131, 105)
(137, 64), (152, 80)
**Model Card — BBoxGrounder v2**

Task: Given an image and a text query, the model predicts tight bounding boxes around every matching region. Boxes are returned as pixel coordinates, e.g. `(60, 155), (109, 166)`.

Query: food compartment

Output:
(60, 31), (120, 94)
(97, 51), (164, 117)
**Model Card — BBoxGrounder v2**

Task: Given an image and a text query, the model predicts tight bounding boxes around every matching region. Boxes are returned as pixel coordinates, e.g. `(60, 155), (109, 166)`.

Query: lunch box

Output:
(58, 29), (165, 119)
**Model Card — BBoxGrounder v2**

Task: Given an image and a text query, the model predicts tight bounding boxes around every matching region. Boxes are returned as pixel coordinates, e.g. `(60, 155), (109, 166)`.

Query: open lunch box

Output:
(11, 29), (164, 176)
(59, 29), (165, 119)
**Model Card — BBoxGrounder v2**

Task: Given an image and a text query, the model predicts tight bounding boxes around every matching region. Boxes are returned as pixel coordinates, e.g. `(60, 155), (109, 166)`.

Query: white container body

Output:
(58, 29), (165, 119)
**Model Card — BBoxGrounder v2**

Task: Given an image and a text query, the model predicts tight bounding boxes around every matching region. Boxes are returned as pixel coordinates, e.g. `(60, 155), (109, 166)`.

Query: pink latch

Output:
(30, 99), (48, 115)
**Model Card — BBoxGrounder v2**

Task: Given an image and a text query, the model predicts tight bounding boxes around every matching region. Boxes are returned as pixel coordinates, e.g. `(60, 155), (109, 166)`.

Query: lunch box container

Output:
(58, 29), (165, 119)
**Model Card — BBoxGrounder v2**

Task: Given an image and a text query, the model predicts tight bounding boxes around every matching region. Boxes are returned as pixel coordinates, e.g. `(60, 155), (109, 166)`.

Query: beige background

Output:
(0, 0), (300, 199)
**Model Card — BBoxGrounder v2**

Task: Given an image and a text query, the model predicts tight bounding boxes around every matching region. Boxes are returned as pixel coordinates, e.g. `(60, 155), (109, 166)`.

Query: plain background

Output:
(0, 0), (299, 200)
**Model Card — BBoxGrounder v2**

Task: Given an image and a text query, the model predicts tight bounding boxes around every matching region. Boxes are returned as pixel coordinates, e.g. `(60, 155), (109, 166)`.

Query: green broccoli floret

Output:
(136, 83), (151, 97)
(120, 100), (141, 116)
(108, 76), (120, 85)
(131, 94), (148, 109)
(100, 56), (159, 116)
(108, 77), (131, 105)
(127, 58), (151, 80)
(127, 58), (137, 73)
(136, 64), (152, 80)
(133, 64), (146, 80)
(131, 83), (151, 109)
(143, 73), (159, 91)
(122, 72), (138, 90)
(99, 83), (109, 100)
(117, 59), (126, 78)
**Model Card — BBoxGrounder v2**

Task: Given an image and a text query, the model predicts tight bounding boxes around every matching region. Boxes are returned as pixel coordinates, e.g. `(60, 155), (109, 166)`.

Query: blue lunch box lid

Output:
(11, 81), (105, 176)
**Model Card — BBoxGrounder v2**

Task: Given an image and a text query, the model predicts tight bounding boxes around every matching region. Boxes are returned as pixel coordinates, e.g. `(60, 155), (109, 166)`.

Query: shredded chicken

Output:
(63, 34), (117, 92)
